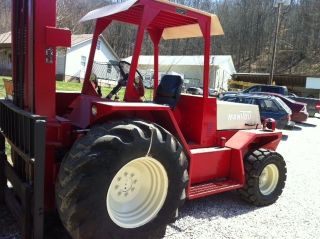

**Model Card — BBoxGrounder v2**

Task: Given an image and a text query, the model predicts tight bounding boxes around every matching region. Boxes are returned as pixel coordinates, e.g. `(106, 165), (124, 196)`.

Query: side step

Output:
(188, 180), (242, 200)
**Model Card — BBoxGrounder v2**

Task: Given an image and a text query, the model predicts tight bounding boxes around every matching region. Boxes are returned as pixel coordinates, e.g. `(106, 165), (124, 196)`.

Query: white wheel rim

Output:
(259, 164), (279, 195)
(106, 156), (168, 228)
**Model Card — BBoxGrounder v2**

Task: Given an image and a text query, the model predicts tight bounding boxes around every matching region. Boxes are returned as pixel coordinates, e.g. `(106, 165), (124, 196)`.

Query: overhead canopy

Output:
(80, 0), (224, 40)
(162, 14), (223, 40)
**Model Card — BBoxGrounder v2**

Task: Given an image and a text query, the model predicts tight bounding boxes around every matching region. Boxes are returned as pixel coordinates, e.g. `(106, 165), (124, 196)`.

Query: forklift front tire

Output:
(56, 120), (188, 239)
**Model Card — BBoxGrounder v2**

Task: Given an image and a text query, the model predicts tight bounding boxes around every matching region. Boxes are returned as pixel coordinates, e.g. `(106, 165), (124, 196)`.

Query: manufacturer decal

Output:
(228, 111), (252, 121)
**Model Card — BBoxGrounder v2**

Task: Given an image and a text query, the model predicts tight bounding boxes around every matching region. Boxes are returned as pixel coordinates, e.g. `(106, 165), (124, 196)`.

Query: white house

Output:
(57, 34), (120, 82)
(0, 32), (120, 81)
(123, 55), (236, 91)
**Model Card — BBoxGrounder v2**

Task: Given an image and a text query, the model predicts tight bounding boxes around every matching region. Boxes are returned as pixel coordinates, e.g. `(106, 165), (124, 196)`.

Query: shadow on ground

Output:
(295, 122), (317, 127)
(0, 205), (71, 239)
(178, 191), (257, 220)
(0, 204), (20, 239)
(288, 125), (302, 131)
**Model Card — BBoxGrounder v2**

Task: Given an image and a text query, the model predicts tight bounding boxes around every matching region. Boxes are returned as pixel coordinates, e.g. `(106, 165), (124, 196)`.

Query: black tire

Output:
(309, 110), (316, 117)
(239, 148), (286, 206)
(56, 120), (188, 239)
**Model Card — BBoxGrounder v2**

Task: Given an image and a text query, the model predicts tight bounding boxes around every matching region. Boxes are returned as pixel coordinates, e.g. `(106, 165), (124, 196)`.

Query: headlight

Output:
(91, 105), (98, 116)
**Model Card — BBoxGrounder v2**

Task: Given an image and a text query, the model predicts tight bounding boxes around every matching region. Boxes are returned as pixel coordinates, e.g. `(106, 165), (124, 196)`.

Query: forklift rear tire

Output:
(239, 148), (286, 206)
(56, 120), (188, 239)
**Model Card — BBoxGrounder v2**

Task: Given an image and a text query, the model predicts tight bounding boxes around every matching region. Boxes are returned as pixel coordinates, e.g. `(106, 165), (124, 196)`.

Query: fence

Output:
(92, 61), (120, 86)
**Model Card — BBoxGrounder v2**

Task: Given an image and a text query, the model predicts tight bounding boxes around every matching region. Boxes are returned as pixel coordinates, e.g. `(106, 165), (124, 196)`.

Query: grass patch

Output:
(0, 76), (12, 98)
(56, 81), (154, 100)
(0, 77), (153, 101)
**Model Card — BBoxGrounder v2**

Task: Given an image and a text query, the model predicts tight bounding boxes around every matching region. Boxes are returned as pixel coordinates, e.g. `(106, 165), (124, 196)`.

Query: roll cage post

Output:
(81, 19), (111, 96)
(148, 28), (162, 99)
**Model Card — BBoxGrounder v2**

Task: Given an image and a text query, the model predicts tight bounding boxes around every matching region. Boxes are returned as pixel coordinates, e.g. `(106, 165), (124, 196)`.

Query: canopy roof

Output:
(80, 0), (224, 40)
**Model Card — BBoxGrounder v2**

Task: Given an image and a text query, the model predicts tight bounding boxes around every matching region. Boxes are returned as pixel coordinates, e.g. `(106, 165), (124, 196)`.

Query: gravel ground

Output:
(1, 116), (320, 239)
(165, 115), (320, 239)
(0, 205), (20, 239)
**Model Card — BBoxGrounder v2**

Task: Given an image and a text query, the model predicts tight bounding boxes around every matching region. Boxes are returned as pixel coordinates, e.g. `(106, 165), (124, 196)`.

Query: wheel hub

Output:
(106, 157), (168, 228)
(112, 169), (140, 201)
(259, 164), (279, 195)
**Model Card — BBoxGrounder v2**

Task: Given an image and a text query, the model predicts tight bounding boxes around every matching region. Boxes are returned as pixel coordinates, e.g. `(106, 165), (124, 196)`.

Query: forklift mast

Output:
(12, 0), (71, 117)
(0, 1), (70, 238)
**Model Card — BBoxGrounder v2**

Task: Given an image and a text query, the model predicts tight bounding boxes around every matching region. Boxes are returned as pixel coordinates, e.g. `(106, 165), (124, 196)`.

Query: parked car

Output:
(243, 84), (289, 95)
(185, 87), (222, 97)
(251, 92), (308, 122)
(287, 95), (320, 117)
(209, 88), (217, 96)
(237, 84), (320, 117)
(221, 93), (294, 129)
(186, 87), (203, 95)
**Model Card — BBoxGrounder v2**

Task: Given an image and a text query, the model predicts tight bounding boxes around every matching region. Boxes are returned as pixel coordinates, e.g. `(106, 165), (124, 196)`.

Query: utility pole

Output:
(269, 0), (290, 85)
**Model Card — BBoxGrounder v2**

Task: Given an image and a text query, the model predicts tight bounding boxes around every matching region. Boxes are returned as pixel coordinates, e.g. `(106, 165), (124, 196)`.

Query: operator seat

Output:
(154, 75), (183, 108)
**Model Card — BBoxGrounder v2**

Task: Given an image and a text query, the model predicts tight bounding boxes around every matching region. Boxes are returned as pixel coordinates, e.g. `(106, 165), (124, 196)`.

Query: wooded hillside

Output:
(1, 0), (319, 74)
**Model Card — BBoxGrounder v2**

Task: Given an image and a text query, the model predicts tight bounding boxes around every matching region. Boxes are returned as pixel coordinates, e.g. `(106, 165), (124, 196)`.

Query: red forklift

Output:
(0, 0), (286, 238)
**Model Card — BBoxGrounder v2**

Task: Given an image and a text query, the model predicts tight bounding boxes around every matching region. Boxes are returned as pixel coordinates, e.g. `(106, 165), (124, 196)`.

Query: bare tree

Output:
(0, 0), (11, 33)
(1, 0), (319, 74)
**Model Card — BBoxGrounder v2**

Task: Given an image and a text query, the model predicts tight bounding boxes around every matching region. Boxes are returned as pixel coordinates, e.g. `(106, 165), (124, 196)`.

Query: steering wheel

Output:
(107, 61), (144, 100)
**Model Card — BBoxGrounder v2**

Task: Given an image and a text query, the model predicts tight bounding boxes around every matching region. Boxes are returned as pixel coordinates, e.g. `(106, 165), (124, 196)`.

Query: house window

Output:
(81, 56), (86, 67)
(97, 40), (101, 50)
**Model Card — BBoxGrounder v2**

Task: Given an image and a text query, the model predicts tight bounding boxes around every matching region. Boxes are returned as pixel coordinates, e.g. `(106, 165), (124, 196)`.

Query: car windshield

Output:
(283, 96), (296, 103)
(261, 86), (288, 95)
(241, 97), (253, 104)
(265, 99), (280, 111)
(244, 86), (260, 93)
(223, 97), (237, 102)
(275, 97), (292, 114)
(187, 88), (197, 92)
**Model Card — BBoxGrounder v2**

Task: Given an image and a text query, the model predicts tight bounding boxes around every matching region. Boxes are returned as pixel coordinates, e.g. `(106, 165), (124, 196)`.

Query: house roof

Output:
(0, 32), (99, 47)
(123, 55), (236, 74)
(71, 34), (93, 46)
(0, 32), (119, 60)
(71, 34), (119, 60)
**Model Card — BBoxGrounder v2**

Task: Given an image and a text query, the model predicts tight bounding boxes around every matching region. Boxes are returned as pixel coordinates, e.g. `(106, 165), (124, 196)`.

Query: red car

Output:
(253, 92), (309, 122)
